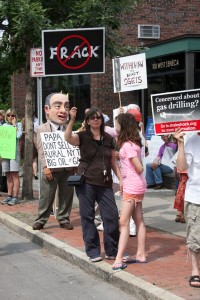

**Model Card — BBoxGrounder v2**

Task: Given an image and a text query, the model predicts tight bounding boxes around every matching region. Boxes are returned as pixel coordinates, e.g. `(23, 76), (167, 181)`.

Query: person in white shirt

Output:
(33, 112), (39, 132)
(174, 128), (200, 288)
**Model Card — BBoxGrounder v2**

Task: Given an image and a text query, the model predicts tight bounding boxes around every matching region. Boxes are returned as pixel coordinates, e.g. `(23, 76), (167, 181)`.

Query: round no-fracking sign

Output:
(57, 35), (91, 69)
(42, 28), (105, 76)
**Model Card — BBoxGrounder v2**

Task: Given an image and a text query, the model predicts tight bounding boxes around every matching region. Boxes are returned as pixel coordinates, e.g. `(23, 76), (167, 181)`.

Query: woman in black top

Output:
(65, 107), (122, 262)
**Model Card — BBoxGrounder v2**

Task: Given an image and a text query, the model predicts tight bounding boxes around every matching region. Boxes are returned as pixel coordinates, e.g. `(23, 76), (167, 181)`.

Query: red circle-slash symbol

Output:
(57, 35), (92, 69)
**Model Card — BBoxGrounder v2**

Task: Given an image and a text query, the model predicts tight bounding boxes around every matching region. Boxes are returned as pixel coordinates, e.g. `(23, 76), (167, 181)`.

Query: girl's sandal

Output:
(189, 275), (200, 288)
(112, 262), (127, 271)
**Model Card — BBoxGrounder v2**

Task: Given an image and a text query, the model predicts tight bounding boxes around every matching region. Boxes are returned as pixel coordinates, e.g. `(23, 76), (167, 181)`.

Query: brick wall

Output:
(90, 0), (200, 118)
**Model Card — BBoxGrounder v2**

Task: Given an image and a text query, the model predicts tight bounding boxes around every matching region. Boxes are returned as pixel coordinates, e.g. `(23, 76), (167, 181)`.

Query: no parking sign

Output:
(42, 28), (105, 76)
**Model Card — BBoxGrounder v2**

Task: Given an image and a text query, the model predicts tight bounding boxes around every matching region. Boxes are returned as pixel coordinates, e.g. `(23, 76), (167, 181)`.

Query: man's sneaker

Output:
(8, 197), (19, 206)
(32, 222), (44, 230)
(1, 196), (12, 205)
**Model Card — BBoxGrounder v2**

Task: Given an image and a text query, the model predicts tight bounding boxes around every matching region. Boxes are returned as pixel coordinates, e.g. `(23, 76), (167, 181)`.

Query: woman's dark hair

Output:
(117, 113), (142, 148)
(84, 107), (105, 137)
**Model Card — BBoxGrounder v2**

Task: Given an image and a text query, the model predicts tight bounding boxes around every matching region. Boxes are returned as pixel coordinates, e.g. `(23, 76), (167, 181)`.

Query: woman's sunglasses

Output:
(7, 114), (16, 117)
(89, 116), (101, 120)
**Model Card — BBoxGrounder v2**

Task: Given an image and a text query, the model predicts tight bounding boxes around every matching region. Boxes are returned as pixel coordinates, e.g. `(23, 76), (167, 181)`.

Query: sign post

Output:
(30, 48), (44, 199)
(37, 77), (43, 200)
(113, 57), (122, 107)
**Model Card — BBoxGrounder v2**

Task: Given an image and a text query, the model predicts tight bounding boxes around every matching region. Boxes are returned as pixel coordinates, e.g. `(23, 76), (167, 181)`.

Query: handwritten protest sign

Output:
(151, 88), (200, 134)
(112, 53), (147, 93)
(0, 126), (16, 159)
(40, 132), (80, 168)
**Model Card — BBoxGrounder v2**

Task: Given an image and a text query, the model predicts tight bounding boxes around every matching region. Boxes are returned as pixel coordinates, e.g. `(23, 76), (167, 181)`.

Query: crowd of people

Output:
(0, 109), (22, 205)
(0, 93), (199, 288)
(0, 109), (39, 205)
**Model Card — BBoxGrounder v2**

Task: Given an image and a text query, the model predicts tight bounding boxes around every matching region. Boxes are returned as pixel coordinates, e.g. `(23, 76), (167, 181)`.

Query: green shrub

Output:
(72, 120), (82, 131)
(0, 100), (11, 112)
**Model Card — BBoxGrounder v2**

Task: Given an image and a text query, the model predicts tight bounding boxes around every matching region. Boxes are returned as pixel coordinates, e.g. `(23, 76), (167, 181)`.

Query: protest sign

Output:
(0, 126), (16, 159)
(42, 28), (105, 76)
(40, 132), (80, 168)
(151, 88), (200, 134)
(112, 53), (147, 93)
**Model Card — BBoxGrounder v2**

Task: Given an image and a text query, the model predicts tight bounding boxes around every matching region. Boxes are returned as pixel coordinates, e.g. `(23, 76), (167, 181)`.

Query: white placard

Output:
(112, 53), (147, 93)
(30, 48), (44, 77)
(40, 132), (80, 168)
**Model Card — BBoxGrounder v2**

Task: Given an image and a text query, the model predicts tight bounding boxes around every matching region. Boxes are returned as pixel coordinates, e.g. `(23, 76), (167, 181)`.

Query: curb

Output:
(0, 211), (185, 300)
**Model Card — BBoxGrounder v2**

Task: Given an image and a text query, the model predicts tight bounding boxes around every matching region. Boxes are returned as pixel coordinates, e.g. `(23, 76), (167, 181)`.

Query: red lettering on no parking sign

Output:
(57, 35), (91, 69)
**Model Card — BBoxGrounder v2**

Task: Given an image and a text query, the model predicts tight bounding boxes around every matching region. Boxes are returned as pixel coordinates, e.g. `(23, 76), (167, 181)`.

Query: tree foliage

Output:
(0, 0), (139, 73)
(0, 0), (139, 199)
(0, 0), (49, 72)
(0, 62), (11, 105)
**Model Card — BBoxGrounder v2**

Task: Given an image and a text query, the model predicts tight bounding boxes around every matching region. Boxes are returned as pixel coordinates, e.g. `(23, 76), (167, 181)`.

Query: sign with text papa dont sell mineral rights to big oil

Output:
(40, 132), (80, 168)
(151, 88), (200, 134)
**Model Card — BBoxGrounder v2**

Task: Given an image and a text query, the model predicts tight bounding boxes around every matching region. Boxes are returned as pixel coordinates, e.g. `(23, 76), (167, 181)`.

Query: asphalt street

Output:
(0, 224), (138, 300)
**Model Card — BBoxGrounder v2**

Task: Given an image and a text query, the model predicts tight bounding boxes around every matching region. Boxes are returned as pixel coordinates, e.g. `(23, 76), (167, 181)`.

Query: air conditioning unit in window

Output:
(138, 25), (160, 39)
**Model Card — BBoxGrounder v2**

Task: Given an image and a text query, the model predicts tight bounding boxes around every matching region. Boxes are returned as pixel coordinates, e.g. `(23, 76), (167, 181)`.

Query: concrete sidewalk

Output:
(0, 180), (199, 300)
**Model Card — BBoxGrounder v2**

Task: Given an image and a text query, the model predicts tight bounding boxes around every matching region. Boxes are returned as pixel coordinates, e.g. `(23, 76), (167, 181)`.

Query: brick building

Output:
(11, 0), (200, 126)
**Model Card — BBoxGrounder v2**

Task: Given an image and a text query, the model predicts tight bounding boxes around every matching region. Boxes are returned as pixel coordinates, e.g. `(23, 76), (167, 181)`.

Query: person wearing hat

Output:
(127, 108), (145, 135)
